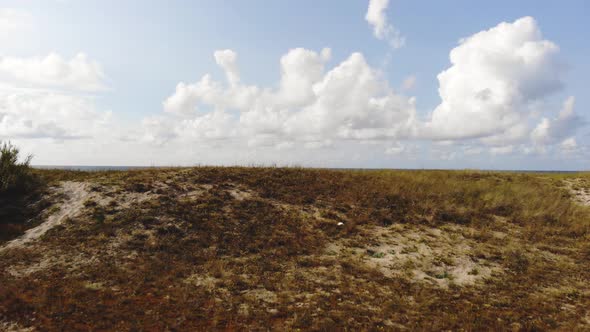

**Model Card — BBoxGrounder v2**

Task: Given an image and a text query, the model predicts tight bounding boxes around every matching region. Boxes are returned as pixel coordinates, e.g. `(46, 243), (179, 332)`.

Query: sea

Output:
(33, 165), (154, 171)
(32, 165), (584, 173)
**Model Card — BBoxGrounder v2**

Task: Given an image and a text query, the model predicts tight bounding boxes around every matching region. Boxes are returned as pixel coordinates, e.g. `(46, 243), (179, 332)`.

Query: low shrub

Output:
(0, 142), (44, 243)
(0, 141), (36, 194)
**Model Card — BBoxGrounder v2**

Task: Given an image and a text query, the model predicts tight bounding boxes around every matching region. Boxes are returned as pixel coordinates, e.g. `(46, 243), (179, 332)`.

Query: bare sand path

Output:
(564, 179), (590, 207)
(0, 182), (90, 253)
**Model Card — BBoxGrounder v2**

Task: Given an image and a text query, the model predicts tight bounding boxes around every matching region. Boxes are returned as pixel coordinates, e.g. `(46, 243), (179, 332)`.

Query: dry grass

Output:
(1, 167), (589, 330)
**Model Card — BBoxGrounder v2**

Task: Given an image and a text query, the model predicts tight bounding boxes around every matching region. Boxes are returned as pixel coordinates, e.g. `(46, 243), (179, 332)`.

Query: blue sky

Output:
(0, 0), (588, 169)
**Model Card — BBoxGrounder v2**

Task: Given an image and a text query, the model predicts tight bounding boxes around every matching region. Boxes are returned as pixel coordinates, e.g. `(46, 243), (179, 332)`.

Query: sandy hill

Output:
(1, 167), (589, 331)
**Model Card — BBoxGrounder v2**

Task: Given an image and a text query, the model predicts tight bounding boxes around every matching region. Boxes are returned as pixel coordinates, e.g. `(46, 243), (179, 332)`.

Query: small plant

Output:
(372, 252), (386, 258)
(366, 249), (386, 258)
(88, 204), (106, 223)
(506, 250), (530, 273)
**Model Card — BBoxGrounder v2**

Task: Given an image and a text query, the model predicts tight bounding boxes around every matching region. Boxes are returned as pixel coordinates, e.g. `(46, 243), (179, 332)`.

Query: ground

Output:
(0, 167), (589, 331)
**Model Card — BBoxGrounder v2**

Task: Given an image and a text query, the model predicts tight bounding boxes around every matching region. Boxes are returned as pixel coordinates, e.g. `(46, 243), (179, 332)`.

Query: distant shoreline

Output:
(32, 165), (585, 173)
(33, 165), (155, 171)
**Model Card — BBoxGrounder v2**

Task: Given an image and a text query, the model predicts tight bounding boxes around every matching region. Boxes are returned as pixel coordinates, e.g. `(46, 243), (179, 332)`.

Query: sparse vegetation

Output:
(1, 166), (589, 330)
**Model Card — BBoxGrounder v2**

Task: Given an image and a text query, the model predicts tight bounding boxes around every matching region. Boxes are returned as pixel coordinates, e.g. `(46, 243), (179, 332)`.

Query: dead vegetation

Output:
(1, 167), (589, 330)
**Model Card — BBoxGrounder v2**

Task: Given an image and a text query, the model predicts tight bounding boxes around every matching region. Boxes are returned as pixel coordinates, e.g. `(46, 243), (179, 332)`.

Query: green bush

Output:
(0, 141), (35, 194)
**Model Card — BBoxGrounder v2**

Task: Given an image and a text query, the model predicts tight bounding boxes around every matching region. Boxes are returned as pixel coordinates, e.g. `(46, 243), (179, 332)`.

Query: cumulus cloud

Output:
(425, 17), (565, 140)
(214, 50), (240, 87)
(0, 53), (106, 92)
(276, 47), (332, 108)
(0, 52), (111, 142)
(154, 14), (584, 164)
(531, 96), (582, 147)
(157, 48), (418, 148)
(283, 52), (417, 141)
(366, 0), (389, 39)
(561, 137), (577, 151)
(365, 0), (405, 48)
(0, 91), (111, 140)
(2, 10), (577, 167)
(0, 9), (112, 143)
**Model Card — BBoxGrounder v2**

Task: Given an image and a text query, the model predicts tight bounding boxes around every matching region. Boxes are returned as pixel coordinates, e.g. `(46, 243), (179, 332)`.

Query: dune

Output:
(1, 167), (589, 330)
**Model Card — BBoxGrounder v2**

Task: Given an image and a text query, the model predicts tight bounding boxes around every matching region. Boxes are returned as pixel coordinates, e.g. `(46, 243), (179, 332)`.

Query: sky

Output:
(0, 0), (588, 170)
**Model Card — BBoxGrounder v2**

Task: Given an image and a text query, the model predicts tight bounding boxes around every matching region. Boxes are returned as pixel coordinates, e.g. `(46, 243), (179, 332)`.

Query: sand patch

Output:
(6, 251), (98, 278)
(184, 273), (220, 289)
(326, 224), (502, 288)
(564, 179), (590, 206)
(228, 187), (254, 201)
(243, 289), (278, 304)
(1, 182), (91, 253)
(0, 320), (34, 332)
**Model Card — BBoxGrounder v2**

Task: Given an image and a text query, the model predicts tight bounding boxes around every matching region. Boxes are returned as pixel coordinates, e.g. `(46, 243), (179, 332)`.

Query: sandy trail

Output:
(564, 179), (590, 207)
(0, 182), (90, 253)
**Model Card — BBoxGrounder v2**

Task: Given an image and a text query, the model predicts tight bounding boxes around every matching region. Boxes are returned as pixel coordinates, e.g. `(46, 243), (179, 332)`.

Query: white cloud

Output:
(162, 76), (260, 117)
(365, 0), (405, 48)
(531, 96), (582, 146)
(0, 10), (112, 143)
(0, 53), (106, 92)
(153, 15), (584, 166)
(276, 47), (331, 108)
(425, 17), (564, 140)
(158, 48), (418, 148)
(560, 137), (577, 152)
(2, 10), (581, 168)
(385, 142), (405, 155)
(418, 17), (583, 159)
(176, 110), (237, 141)
(490, 145), (514, 155)
(214, 49), (240, 87)
(139, 116), (178, 145)
(284, 52), (417, 141)
(0, 91), (112, 140)
(366, 0), (389, 39)
(479, 122), (529, 147)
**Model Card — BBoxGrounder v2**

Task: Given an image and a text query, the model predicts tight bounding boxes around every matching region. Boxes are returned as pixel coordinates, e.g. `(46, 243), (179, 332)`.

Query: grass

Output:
(0, 166), (589, 330)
